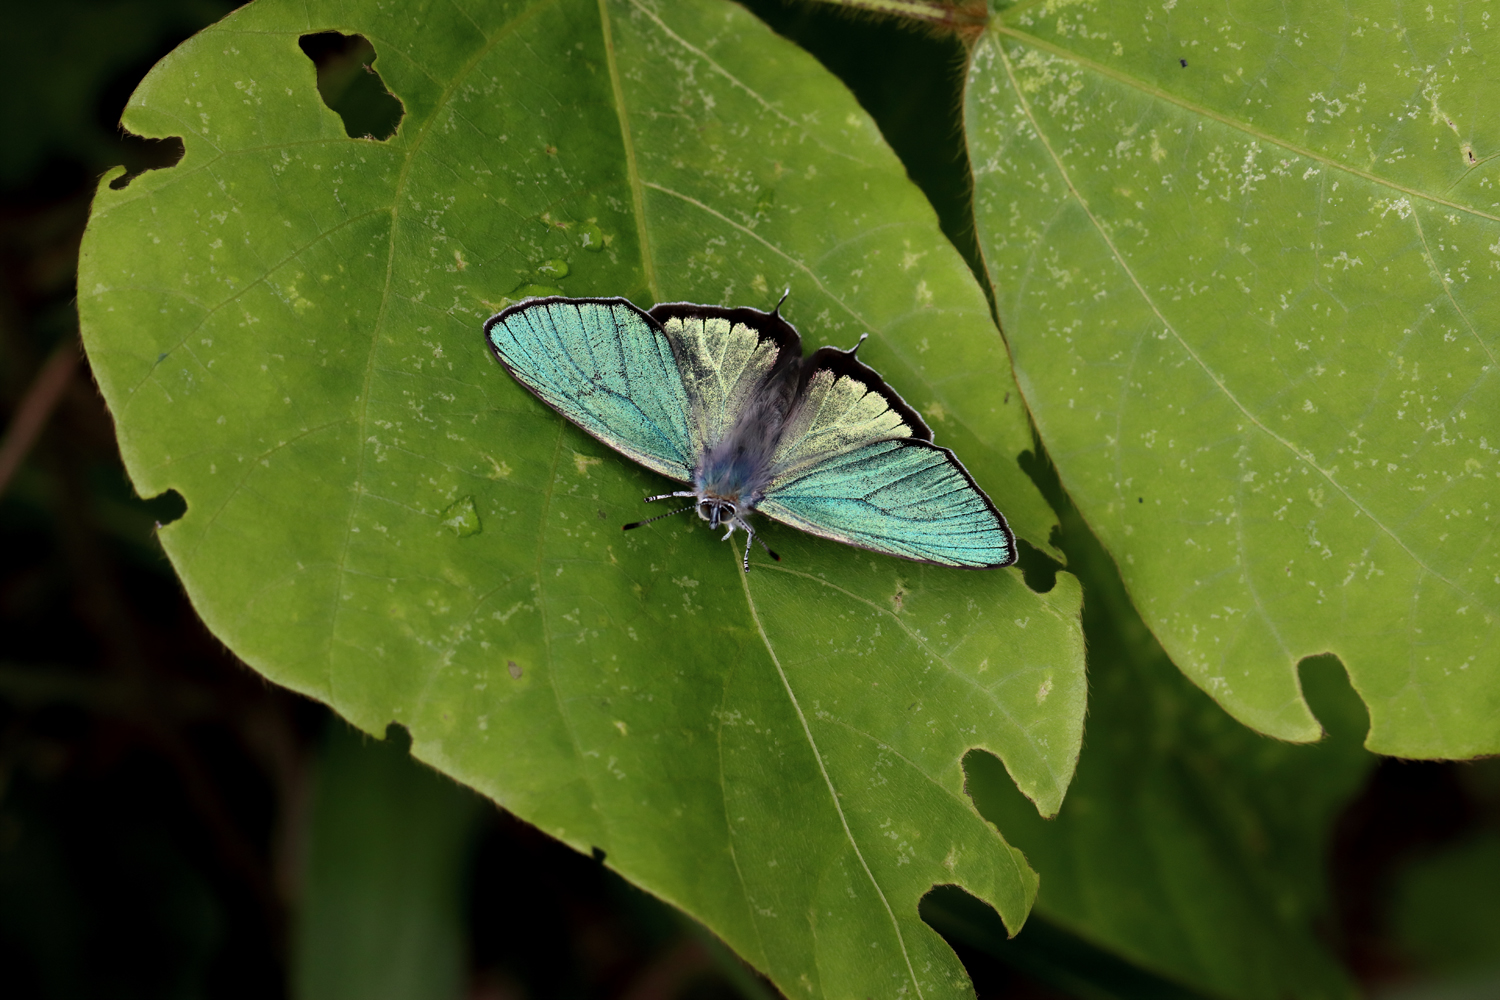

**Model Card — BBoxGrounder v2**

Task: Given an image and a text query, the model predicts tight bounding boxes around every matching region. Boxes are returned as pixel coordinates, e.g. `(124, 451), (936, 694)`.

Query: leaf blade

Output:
(967, 1), (1500, 756)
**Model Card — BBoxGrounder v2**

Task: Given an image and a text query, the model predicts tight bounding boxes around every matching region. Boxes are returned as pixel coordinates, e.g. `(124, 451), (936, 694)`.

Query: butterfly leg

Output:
(737, 520), (780, 572)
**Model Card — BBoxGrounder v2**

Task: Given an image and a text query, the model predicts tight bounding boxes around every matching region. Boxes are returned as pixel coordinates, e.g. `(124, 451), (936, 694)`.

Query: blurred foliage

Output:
(1391, 830), (1500, 978)
(294, 722), (481, 1000)
(0, 0), (229, 189)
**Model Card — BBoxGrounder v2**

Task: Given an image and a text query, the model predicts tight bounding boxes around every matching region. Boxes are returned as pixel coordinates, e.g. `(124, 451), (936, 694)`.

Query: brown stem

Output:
(0, 334), (80, 497)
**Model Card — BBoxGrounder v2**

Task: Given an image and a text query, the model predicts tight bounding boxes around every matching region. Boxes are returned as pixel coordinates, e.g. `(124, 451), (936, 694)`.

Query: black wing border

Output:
(646, 300), (805, 376)
(648, 301), (931, 442)
(798, 341), (934, 443)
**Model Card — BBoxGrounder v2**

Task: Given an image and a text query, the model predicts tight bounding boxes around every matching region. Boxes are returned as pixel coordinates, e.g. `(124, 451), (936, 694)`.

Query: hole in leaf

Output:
(922, 883), (1047, 996)
(143, 487), (187, 528)
(108, 135), (185, 190)
(1013, 538), (1060, 594)
(97, 52), (189, 190)
(959, 747), (1023, 829)
(299, 31), (404, 141)
(383, 720), (413, 752)
(1299, 653), (1371, 745)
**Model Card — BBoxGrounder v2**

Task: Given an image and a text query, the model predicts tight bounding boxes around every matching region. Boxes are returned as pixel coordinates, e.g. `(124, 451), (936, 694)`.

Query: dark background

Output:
(2, 1), (1498, 998)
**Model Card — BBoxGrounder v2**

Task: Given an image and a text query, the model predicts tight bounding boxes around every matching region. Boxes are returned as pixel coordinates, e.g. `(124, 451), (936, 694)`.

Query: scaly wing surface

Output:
(759, 439), (1016, 568)
(768, 353), (924, 481)
(650, 303), (800, 458)
(485, 298), (695, 482)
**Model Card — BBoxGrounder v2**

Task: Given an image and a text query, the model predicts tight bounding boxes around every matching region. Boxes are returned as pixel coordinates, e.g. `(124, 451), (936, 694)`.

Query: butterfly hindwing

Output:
(484, 298), (695, 482)
(648, 302), (801, 460)
(769, 343), (930, 484)
(759, 438), (1016, 568)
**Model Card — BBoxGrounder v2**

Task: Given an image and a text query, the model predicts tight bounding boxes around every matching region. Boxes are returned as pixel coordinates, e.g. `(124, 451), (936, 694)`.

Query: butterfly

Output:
(483, 296), (1016, 572)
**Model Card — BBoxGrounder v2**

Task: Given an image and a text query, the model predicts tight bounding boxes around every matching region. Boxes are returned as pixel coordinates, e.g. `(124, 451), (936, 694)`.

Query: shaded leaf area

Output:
(1382, 765), (1500, 988)
(963, 452), (1375, 1000)
(925, 894), (1215, 1000)
(76, 0), (1085, 996)
(967, 0), (1500, 756)
(1390, 830), (1500, 983)
(741, 0), (986, 284)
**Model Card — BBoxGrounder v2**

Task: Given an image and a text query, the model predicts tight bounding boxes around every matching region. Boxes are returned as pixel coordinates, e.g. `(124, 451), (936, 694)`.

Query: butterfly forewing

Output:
(760, 439), (1016, 568)
(484, 298), (696, 483)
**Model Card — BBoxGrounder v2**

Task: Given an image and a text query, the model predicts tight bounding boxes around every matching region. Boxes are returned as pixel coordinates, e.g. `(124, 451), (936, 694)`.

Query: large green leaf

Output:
(77, 1), (1085, 997)
(967, 0), (1500, 756)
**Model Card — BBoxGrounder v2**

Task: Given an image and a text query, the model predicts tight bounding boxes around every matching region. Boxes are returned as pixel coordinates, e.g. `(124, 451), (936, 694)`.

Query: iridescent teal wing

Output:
(759, 346), (1015, 568)
(759, 439), (1016, 568)
(484, 298), (695, 482)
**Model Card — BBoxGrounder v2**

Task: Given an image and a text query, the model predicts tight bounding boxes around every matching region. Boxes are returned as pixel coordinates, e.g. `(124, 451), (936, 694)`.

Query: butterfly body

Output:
(484, 296), (1015, 570)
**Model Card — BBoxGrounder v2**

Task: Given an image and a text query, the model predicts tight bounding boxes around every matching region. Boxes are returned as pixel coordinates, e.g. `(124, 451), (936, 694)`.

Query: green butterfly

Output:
(484, 297), (1015, 572)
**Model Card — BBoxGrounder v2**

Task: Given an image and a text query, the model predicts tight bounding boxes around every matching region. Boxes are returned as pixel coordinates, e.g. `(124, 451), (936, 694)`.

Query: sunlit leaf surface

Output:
(968, 0), (1500, 756)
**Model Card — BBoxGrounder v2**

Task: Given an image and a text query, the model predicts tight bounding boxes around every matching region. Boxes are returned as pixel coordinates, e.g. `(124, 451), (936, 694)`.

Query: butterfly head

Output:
(695, 494), (742, 534)
(620, 487), (777, 571)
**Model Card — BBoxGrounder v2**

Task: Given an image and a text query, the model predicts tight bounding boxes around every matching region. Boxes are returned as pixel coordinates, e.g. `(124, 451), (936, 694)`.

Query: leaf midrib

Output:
(736, 549), (926, 1000)
(600, 0), (659, 300)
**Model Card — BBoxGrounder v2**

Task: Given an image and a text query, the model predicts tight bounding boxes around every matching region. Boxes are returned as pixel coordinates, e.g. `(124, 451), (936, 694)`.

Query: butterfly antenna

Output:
(643, 490), (696, 503)
(772, 288), (791, 316)
(622, 505), (695, 531)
